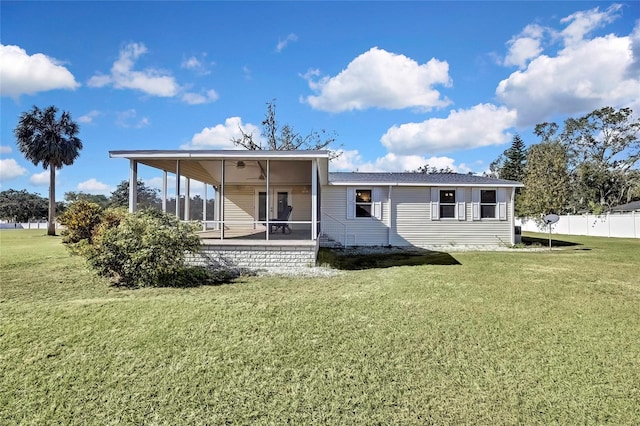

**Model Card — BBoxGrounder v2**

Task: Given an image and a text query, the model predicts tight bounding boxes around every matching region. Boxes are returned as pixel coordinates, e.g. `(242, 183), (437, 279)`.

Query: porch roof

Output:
(109, 149), (330, 160)
(109, 149), (331, 186)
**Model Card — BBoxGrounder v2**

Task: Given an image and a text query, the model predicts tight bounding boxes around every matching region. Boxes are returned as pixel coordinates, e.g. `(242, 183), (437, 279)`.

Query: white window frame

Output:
(439, 189), (456, 219)
(355, 188), (373, 218)
(347, 187), (382, 220)
(480, 189), (497, 219)
(472, 188), (507, 221)
(431, 187), (465, 221)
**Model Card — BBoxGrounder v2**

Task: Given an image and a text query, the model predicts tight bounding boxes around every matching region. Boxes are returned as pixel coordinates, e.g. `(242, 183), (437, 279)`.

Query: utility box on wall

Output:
(514, 226), (522, 244)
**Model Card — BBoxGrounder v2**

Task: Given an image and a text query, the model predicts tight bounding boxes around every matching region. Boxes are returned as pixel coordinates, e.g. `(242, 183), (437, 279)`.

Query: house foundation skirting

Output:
(189, 242), (319, 269)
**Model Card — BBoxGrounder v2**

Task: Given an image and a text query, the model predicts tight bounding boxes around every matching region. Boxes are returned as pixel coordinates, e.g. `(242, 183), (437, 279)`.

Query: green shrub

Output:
(88, 209), (202, 287)
(58, 201), (104, 244)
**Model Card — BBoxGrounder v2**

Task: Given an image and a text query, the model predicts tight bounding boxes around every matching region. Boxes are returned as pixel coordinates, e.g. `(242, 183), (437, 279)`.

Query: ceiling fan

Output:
(232, 160), (266, 180)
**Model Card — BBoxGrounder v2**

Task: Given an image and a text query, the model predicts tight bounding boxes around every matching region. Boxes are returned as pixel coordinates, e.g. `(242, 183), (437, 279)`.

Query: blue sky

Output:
(1, 1), (639, 199)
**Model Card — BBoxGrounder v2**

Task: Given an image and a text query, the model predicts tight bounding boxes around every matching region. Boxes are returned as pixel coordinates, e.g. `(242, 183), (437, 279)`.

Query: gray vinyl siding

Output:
(223, 187), (254, 227)
(291, 186), (312, 222)
(391, 187), (513, 247)
(321, 185), (514, 247)
(224, 185), (312, 229)
(321, 186), (390, 246)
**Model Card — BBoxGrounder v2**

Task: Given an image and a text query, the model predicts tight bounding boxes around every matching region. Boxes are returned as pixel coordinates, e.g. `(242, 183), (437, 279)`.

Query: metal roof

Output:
(109, 149), (330, 160)
(328, 172), (523, 187)
(610, 200), (640, 212)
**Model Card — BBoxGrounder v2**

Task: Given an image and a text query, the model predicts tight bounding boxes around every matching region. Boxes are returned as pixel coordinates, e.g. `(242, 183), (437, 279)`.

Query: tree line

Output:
(0, 180), (215, 223)
(489, 106), (640, 216)
(7, 102), (638, 227)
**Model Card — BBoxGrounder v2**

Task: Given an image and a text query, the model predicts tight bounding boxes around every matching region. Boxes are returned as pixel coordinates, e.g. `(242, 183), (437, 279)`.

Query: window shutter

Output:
(457, 188), (466, 221)
(346, 187), (355, 219)
(472, 188), (480, 221)
(430, 187), (439, 220)
(372, 188), (382, 220)
(497, 188), (507, 220)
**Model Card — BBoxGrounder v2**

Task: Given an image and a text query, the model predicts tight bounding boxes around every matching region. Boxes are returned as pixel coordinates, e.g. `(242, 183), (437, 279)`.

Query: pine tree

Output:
(500, 134), (527, 182)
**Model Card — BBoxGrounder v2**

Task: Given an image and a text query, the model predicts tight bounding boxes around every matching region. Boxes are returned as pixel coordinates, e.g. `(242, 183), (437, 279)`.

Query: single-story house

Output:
(610, 200), (640, 213)
(109, 149), (523, 268)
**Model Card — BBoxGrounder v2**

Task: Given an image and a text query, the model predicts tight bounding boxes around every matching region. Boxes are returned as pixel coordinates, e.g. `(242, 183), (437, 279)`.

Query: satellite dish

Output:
(543, 214), (560, 225)
(543, 214), (559, 251)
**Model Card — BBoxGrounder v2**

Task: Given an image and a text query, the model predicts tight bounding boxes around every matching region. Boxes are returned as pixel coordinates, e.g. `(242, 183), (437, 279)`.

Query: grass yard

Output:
(1, 230), (639, 424)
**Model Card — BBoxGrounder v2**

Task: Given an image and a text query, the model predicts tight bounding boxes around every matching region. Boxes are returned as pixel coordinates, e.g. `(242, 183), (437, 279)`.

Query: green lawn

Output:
(1, 230), (639, 424)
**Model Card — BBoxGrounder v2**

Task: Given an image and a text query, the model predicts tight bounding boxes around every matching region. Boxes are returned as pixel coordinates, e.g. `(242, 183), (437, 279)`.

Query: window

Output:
(439, 190), (456, 218)
(355, 189), (372, 217)
(480, 190), (496, 218)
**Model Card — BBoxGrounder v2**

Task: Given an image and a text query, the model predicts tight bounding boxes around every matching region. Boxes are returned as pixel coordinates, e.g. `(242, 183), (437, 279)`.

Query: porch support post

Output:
(265, 159), (270, 241)
(203, 184), (207, 231)
(311, 159), (318, 240)
(175, 160), (181, 218)
(214, 186), (220, 231)
(220, 160), (225, 240)
(129, 160), (137, 213)
(185, 178), (191, 220)
(162, 170), (167, 213)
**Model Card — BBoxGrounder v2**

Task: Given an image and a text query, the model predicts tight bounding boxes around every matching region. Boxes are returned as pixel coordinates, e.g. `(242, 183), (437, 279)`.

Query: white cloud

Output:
(276, 33), (298, 52)
(626, 20), (640, 78)
(496, 33), (640, 126)
(181, 89), (219, 105)
(116, 109), (150, 128)
(0, 145), (12, 154)
(303, 47), (452, 112)
(88, 42), (180, 97)
(381, 104), (517, 155)
(560, 4), (622, 47)
(329, 150), (471, 173)
(77, 178), (113, 195)
(78, 110), (101, 124)
(329, 149), (363, 171)
(182, 117), (262, 149)
(242, 65), (252, 80)
(0, 44), (80, 98)
(0, 158), (27, 181)
(496, 4), (638, 126)
(181, 55), (212, 75)
(503, 24), (545, 69)
(30, 170), (58, 186)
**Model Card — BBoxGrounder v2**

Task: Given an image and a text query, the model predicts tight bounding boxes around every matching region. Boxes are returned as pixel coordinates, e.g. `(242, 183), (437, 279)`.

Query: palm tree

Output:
(14, 105), (83, 235)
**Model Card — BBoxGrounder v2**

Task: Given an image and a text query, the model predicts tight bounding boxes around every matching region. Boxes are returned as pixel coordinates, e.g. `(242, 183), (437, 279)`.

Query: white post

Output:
(214, 186), (220, 231)
(266, 160), (270, 241)
(175, 160), (181, 218)
(162, 170), (167, 213)
(311, 159), (317, 240)
(203, 184), (207, 231)
(220, 160), (225, 240)
(129, 160), (137, 213)
(185, 178), (191, 220)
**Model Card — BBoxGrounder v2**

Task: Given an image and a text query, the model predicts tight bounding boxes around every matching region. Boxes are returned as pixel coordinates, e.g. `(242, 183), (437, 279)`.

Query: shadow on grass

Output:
(522, 236), (583, 248)
(110, 266), (248, 289)
(318, 247), (460, 270)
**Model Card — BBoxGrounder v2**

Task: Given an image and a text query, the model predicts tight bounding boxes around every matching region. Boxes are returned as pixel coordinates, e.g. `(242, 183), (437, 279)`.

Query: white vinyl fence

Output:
(0, 222), (60, 230)
(516, 213), (640, 239)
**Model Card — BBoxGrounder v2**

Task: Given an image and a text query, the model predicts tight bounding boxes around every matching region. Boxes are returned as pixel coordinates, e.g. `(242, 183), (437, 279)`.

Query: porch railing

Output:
(197, 219), (317, 240)
(321, 212), (353, 247)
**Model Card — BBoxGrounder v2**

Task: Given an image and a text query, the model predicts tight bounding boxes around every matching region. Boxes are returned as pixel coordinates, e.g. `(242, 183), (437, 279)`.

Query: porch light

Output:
(236, 161), (245, 169)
